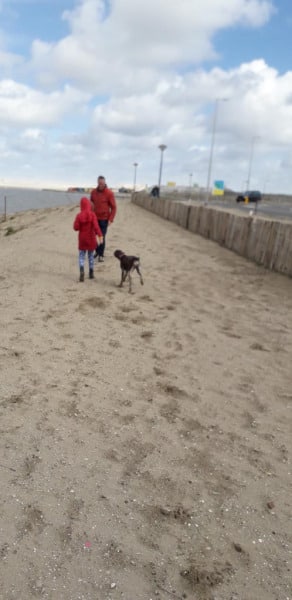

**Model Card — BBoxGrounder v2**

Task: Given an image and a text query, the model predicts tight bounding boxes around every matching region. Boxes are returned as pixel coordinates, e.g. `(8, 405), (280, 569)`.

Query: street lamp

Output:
(205, 98), (228, 204)
(263, 176), (269, 195)
(158, 144), (167, 191)
(133, 162), (138, 191)
(189, 173), (193, 200)
(246, 136), (260, 191)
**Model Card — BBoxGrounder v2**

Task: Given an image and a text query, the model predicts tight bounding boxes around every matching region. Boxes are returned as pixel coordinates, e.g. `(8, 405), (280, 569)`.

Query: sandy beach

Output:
(0, 199), (291, 600)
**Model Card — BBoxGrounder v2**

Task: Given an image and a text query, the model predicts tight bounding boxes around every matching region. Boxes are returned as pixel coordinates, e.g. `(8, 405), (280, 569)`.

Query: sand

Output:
(0, 199), (291, 600)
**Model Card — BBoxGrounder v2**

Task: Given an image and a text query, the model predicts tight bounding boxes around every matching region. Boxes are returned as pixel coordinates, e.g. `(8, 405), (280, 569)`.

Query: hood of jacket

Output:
(79, 197), (92, 223)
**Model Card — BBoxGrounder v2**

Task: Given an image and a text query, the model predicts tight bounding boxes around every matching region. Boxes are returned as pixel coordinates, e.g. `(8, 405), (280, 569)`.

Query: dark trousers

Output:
(96, 219), (108, 256)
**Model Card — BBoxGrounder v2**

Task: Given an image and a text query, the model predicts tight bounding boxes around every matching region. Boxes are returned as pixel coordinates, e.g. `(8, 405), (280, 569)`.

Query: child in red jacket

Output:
(73, 197), (103, 281)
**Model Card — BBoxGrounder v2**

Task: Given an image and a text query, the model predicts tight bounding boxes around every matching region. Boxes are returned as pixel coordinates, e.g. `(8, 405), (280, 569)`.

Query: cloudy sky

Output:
(0, 0), (292, 192)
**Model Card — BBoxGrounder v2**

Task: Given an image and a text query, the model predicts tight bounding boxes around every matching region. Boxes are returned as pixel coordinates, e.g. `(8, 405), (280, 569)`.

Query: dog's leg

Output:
(119, 270), (125, 287)
(128, 272), (132, 293)
(136, 265), (144, 286)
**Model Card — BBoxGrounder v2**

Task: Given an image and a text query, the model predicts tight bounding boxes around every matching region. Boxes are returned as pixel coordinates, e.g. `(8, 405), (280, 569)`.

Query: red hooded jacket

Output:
(90, 186), (117, 222)
(73, 197), (102, 251)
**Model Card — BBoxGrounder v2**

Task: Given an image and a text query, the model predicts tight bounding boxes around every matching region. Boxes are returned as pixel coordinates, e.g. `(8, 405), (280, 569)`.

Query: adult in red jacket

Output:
(73, 197), (102, 281)
(90, 175), (117, 262)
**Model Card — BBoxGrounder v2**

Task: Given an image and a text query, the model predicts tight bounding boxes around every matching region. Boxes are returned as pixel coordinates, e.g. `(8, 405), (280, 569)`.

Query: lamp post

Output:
(158, 144), (167, 191)
(189, 173), (193, 200)
(246, 136), (260, 191)
(133, 162), (138, 191)
(205, 98), (228, 204)
(263, 176), (269, 195)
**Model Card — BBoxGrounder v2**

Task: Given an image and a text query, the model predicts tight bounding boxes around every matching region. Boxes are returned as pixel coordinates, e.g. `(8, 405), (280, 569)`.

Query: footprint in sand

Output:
(119, 414), (136, 425)
(121, 438), (155, 478)
(67, 498), (84, 521)
(165, 304), (177, 311)
(120, 305), (137, 313)
(247, 447), (274, 474)
(250, 342), (269, 352)
(101, 540), (129, 569)
(114, 313), (128, 322)
(58, 524), (73, 548)
(242, 410), (257, 430)
(139, 295), (153, 303)
(180, 560), (234, 594)
(180, 417), (206, 436)
(160, 398), (180, 423)
(158, 382), (189, 399)
(61, 399), (81, 419)
(2, 394), (25, 408)
(153, 366), (165, 376)
(141, 330), (154, 340)
(79, 296), (107, 312)
(132, 314), (148, 325)
(19, 505), (46, 537)
(108, 339), (122, 348)
(22, 453), (41, 477)
(219, 322), (242, 339)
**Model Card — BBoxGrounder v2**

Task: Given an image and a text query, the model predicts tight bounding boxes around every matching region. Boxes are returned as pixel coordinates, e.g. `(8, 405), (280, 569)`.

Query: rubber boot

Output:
(79, 266), (84, 282)
(89, 268), (94, 279)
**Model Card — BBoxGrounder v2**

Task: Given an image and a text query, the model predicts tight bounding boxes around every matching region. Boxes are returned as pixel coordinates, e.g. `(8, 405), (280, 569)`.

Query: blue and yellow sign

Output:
(212, 180), (224, 196)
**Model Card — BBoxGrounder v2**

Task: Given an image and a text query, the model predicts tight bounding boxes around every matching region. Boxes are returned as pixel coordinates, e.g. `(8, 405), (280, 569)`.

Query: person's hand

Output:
(99, 236), (103, 243)
(108, 221), (112, 226)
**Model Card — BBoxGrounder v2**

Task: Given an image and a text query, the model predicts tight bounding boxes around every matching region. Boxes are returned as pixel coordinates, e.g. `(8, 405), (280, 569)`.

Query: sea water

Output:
(0, 187), (81, 216)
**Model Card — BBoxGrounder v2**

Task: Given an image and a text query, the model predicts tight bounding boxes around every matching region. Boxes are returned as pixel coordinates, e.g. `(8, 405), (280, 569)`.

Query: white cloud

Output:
(0, 80), (90, 126)
(89, 58), (292, 149)
(29, 0), (274, 91)
(0, 49), (23, 74)
(3, 0), (292, 193)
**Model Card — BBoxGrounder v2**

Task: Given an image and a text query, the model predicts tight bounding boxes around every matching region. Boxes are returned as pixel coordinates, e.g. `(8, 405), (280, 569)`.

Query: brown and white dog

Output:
(114, 249), (144, 293)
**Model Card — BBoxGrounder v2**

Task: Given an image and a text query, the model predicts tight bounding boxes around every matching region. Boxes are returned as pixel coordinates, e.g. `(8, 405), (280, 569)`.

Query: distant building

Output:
(67, 187), (93, 193)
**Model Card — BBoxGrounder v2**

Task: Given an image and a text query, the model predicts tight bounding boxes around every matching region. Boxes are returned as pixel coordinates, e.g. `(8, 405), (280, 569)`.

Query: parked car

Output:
(118, 187), (131, 193)
(236, 190), (262, 203)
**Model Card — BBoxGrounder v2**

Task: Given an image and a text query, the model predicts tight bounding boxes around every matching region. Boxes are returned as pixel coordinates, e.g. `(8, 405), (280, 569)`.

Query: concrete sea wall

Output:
(132, 193), (292, 277)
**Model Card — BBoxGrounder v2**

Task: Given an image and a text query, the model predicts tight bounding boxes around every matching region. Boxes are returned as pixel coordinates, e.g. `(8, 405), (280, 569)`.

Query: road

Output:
(121, 191), (292, 221)
(202, 199), (292, 220)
